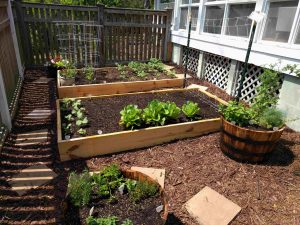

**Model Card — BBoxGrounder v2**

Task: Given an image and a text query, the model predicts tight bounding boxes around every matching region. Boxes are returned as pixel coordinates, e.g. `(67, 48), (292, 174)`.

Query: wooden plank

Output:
(0, 18), (9, 32)
(0, 2), (8, 8)
(58, 116), (221, 161)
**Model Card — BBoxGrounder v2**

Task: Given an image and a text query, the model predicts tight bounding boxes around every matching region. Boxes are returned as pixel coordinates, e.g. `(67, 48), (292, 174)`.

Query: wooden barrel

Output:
(220, 117), (284, 162)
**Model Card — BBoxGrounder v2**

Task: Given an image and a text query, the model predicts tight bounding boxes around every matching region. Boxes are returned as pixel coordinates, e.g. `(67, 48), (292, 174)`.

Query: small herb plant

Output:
(182, 101), (200, 120)
(60, 63), (77, 79)
(116, 63), (128, 79)
(68, 170), (92, 207)
(86, 216), (133, 225)
(84, 65), (95, 82)
(119, 105), (142, 130)
(258, 107), (285, 129)
(128, 180), (158, 203)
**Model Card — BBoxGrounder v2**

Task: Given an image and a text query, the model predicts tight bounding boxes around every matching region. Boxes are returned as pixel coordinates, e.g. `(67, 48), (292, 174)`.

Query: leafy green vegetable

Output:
(119, 105), (142, 129)
(76, 117), (88, 127)
(163, 101), (181, 121)
(77, 128), (87, 135)
(258, 108), (285, 129)
(142, 99), (167, 126)
(84, 65), (95, 82)
(182, 101), (200, 120)
(219, 101), (252, 127)
(68, 170), (92, 207)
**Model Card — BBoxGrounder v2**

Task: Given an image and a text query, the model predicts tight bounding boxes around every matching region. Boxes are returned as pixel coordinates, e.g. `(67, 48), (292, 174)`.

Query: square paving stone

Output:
(8, 164), (57, 196)
(32, 77), (54, 84)
(185, 186), (241, 225)
(131, 166), (165, 188)
(24, 109), (55, 120)
(15, 129), (48, 146)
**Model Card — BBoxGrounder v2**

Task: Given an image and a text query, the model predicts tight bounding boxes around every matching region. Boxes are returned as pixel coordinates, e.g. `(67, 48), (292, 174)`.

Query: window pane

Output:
(296, 28), (300, 44)
(182, 0), (189, 4)
(262, 0), (299, 43)
(192, 0), (200, 3)
(191, 7), (199, 31)
(225, 3), (255, 37)
(204, 5), (225, 34)
(179, 7), (188, 29)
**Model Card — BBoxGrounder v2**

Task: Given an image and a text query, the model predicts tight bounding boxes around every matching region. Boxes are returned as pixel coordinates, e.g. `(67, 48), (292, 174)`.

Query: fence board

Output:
(13, 2), (171, 66)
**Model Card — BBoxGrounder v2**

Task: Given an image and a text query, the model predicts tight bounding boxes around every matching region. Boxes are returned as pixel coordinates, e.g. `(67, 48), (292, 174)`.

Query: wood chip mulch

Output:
(0, 69), (299, 225)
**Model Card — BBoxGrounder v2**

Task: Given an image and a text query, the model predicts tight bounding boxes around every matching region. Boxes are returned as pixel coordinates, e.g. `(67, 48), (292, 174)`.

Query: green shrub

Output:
(84, 65), (95, 82)
(182, 101), (200, 120)
(68, 170), (92, 207)
(119, 105), (142, 130)
(116, 63), (128, 78)
(92, 164), (124, 201)
(142, 99), (167, 126)
(148, 58), (165, 72)
(219, 101), (252, 127)
(258, 108), (285, 129)
(128, 180), (158, 203)
(60, 63), (76, 79)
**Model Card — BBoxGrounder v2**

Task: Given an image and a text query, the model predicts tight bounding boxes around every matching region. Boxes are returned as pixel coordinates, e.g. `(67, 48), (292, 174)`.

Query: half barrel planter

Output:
(220, 117), (285, 162)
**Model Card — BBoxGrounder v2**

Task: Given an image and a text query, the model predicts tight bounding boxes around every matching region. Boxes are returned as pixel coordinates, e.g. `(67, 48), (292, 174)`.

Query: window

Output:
(262, 0), (299, 43)
(204, 5), (225, 34)
(179, 0), (200, 31)
(225, 4), (255, 37)
(203, 1), (256, 37)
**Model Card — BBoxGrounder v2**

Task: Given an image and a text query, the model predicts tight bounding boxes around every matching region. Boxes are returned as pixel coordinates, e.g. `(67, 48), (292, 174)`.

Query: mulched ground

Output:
(0, 69), (299, 225)
(75, 67), (176, 85)
(60, 90), (220, 138)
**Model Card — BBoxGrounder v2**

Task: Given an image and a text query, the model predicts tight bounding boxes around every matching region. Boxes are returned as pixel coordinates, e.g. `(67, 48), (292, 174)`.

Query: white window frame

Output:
(201, 0), (257, 40)
(257, 0), (300, 49)
(178, 0), (202, 33)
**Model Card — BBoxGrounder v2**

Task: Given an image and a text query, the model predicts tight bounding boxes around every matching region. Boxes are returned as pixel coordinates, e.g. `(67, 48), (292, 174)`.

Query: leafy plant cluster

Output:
(119, 100), (200, 130)
(60, 61), (77, 79)
(283, 64), (300, 78)
(84, 65), (95, 82)
(61, 98), (89, 138)
(86, 216), (133, 225)
(219, 63), (286, 130)
(116, 58), (176, 80)
(67, 164), (159, 205)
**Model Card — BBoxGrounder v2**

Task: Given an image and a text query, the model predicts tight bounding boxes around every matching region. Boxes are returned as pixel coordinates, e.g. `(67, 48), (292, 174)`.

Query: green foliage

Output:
(142, 100), (167, 126)
(219, 101), (252, 127)
(283, 64), (300, 78)
(116, 63), (128, 79)
(86, 216), (118, 225)
(163, 101), (181, 121)
(86, 216), (133, 225)
(182, 101), (200, 120)
(128, 180), (158, 203)
(148, 58), (165, 72)
(61, 98), (74, 111)
(251, 64), (282, 118)
(92, 164), (124, 201)
(68, 170), (92, 207)
(258, 108), (285, 129)
(119, 105), (142, 130)
(76, 117), (89, 127)
(77, 128), (87, 135)
(84, 66), (95, 82)
(61, 65), (77, 79)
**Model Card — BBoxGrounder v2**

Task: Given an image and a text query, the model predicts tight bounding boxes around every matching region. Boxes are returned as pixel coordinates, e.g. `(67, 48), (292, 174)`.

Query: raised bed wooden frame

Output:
(57, 88), (228, 161)
(57, 68), (184, 98)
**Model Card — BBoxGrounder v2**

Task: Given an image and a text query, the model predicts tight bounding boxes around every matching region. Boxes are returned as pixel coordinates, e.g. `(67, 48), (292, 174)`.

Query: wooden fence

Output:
(13, 2), (172, 67)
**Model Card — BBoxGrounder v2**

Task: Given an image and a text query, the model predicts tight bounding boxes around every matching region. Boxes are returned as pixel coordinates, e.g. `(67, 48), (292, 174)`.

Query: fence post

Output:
(226, 60), (239, 95)
(197, 52), (205, 79)
(163, 8), (172, 62)
(0, 67), (12, 130)
(14, 0), (32, 67)
(7, 0), (24, 79)
(97, 4), (105, 67)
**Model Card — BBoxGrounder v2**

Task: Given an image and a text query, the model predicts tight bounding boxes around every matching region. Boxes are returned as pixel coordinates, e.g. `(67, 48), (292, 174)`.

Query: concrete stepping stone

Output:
(24, 109), (55, 120)
(32, 77), (54, 84)
(175, 73), (191, 79)
(15, 129), (48, 146)
(187, 84), (208, 91)
(8, 164), (57, 196)
(185, 186), (241, 225)
(131, 166), (165, 188)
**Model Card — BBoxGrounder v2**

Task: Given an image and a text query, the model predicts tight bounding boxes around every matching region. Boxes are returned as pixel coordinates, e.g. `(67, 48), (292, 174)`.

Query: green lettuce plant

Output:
(163, 101), (181, 121)
(182, 101), (200, 120)
(142, 99), (167, 126)
(119, 105), (142, 130)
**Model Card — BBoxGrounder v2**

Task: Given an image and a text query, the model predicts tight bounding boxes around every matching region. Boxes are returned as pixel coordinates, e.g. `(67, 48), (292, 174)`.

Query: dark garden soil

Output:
(74, 67), (177, 86)
(65, 192), (164, 225)
(60, 90), (220, 139)
(0, 69), (300, 225)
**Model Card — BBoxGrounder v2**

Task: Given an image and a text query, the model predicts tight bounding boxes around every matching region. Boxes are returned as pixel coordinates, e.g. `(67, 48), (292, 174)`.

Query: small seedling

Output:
(84, 65), (95, 82)
(77, 128), (87, 135)
(76, 117), (88, 127)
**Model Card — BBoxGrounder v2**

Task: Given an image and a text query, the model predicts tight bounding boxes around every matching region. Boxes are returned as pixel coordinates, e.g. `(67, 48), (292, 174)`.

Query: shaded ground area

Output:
(0, 69), (299, 225)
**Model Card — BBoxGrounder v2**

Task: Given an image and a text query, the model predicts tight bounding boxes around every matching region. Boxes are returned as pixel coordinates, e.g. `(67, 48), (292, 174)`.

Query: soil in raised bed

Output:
(61, 90), (220, 139)
(74, 67), (177, 86)
(65, 192), (164, 225)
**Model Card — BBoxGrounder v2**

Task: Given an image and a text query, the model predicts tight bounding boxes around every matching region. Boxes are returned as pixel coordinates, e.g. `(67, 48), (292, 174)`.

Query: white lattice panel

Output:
(182, 47), (200, 74)
(234, 63), (283, 103)
(203, 53), (231, 90)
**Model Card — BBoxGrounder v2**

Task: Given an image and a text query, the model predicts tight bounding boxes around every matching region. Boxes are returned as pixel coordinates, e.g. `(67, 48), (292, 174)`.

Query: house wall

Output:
(163, 0), (300, 131)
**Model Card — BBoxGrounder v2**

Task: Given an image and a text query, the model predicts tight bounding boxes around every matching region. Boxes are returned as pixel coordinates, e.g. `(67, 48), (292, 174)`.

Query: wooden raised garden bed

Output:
(57, 88), (227, 161)
(57, 66), (184, 98)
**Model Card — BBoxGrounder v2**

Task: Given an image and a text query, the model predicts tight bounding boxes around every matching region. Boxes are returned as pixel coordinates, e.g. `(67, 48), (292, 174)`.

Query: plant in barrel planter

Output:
(48, 55), (69, 77)
(219, 64), (286, 162)
(64, 164), (168, 225)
